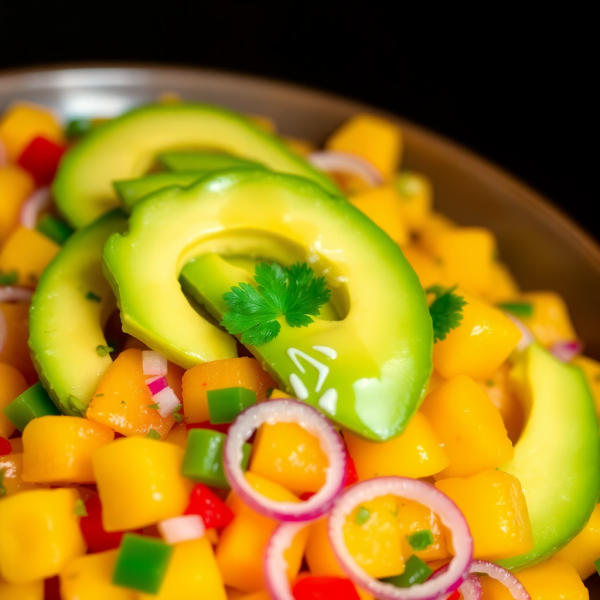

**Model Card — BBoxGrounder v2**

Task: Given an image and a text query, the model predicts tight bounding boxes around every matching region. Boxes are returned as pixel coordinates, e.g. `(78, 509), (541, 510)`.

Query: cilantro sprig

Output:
(426, 284), (467, 342)
(221, 262), (332, 346)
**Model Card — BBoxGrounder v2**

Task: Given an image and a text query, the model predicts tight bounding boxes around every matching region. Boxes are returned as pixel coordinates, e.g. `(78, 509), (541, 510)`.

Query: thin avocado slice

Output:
(28, 209), (128, 415)
(53, 103), (337, 228)
(103, 170), (432, 440)
(498, 344), (600, 570)
(158, 151), (263, 172)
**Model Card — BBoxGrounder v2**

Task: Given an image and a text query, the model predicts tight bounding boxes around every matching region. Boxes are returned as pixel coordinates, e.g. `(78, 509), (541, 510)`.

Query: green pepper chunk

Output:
(36, 215), (74, 245)
(112, 533), (173, 594)
(406, 529), (434, 551)
(380, 555), (433, 588)
(181, 428), (251, 488)
(65, 118), (93, 139)
(207, 387), (257, 424)
(2, 382), (61, 432)
(497, 301), (534, 318)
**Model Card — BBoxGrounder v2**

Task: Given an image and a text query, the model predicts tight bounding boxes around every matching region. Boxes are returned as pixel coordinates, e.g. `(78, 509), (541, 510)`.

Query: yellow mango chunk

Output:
(0, 362), (28, 438)
(92, 436), (193, 531)
(402, 246), (446, 290)
(326, 114), (402, 179)
(436, 470), (533, 561)
(267, 388), (294, 399)
(572, 356), (600, 426)
(22, 416), (114, 483)
(433, 290), (522, 380)
(250, 422), (328, 495)
(518, 291), (577, 346)
(0, 578), (43, 600)
(556, 503), (600, 580)
(60, 550), (136, 600)
(216, 472), (307, 593)
(350, 186), (408, 245)
(395, 171), (433, 230)
(0, 488), (86, 583)
(422, 375), (513, 479)
(0, 304), (37, 383)
(485, 261), (521, 303)
(163, 422), (188, 448)
(0, 102), (63, 161)
(343, 412), (449, 480)
(0, 226), (60, 288)
(182, 357), (277, 424)
(480, 557), (588, 599)
(0, 453), (46, 496)
(0, 165), (35, 246)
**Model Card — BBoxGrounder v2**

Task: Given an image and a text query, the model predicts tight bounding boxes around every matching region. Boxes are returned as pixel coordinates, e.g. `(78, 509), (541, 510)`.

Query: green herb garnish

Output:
(426, 284), (467, 343)
(497, 301), (534, 318)
(74, 499), (88, 517)
(0, 470), (6, 498)
(0, 270), (18, 285)
(147, 403), (160, 410)
(221, 262), (331, 346)
(85, 291), (101, 302)
(172, 405), (183, 424)
(406, 529), (435, 551)
(146, 429), (161, 440)
(355, 506), (371, 525)
(95, 345), (114, 357)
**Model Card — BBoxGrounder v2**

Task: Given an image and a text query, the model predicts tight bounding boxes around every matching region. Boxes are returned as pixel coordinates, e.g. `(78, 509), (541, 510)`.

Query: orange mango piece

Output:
(395, 171), (433, 230)
(421, 374), (513, 479)
(86, 348), (183, 438)
(436, 470), (533, 561)
(216, 472), (308, 593)
(0, 303), (37, 383)
(250, 422), (328, 495)
(572, 355), (600, 426)
(163, 422), (188, 448)
(350, 186), (408, 246)
(343, 412), (449, 480)
(485, 261), (521, 303)
(0, 577), (43, 600)
(433, 290), (522, 380)
(0, 453), (46, 497)
(0, 362), (28, 438)
(0, 227), (60, 288)
(0, 166), (35, 246)
(402, 246), (446, 290)
(182, 357), (277, 424)
(480, 557), (588, 599)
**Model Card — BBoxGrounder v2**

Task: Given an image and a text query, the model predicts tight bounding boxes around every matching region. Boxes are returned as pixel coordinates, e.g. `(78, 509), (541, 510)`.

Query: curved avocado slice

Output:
(53, 103), (337, 228)
(103, 170), (432, 440)
(498, 344), (600, 570)
(158, 151), (263, 172)
(29, 209), (128, 415)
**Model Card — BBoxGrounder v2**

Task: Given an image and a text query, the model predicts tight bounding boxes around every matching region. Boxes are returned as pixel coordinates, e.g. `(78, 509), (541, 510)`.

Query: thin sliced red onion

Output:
(0, 287), (34, 303)
(328, 477), (473, 600)
(0, 139), (6, 167)
(20, 187), (51, 229)
(470, 560), (530, 600)
(550, 339), (583, 363)
(505, 313), (534, 352)
(308, 150), (384, 187)
(142, 350), (168, 376)
(146, 375), (181, 418)
(459, 574), (483, 599)
(146, 375), (169, 395)
(0, 307), (6, 354)
(224, 399), (346, 522)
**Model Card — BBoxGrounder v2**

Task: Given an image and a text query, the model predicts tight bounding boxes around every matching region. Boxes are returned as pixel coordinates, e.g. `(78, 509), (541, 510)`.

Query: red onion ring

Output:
(550, 339), (583, 363)
(308, 150), (384, 187)
(328, 477), (473, 600)
(0, 307), (6, 354)
(224, 399), (347, 522)
(469, 560), (530, 600)
(20, 187), (51, 229)
(459, 574), (483, 600)
(0, 287), (34, 303)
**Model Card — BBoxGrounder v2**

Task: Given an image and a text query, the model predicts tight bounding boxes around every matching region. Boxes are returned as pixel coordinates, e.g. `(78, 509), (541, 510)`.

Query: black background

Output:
(0, 1), (597, 239)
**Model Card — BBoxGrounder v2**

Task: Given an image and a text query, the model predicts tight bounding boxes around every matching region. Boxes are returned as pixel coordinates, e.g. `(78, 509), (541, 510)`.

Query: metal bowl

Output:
(1, 64), (598, 592)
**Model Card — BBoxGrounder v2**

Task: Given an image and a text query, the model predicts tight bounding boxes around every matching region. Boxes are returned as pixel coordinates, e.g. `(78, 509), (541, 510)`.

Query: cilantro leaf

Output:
(426, 284), (467, 343)
(221, 262), (332, 346)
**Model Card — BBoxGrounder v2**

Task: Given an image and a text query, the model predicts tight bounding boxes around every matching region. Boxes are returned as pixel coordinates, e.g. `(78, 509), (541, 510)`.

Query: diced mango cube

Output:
(60, 550), (136, 600)
(182, 357), (277, 424)
(395, 171), (433, 230)
(0, 488), (86, 583)
(0, 578), (43, 600)
(92, 436), (193, 531)
(0, 227), (60, 288)
(0, 453), (46, 496)
(22, 416), (114, 483)
(485, 261), (521, 303)
(0, 304), (37, 383)
(436, 470), (533, 561)
(137, 538), (227, 600)
(343, 412), (449, 480)
(0, 102), (63, 161)
(433, 290), (522, 380)
(480, 557), (587, 599)
(326, 114), (402, 180)
(402, 246), (446, 290)
(0, 362), (28, 438)
(163, 422), (188, 448)
(86, 348), (182, 438)
(249, 422), (328, 495)
(572, 355), (600, 426)
(421, 375), (513, 479)
(350, 186), (408, 246)
(0, 165), (35, 246)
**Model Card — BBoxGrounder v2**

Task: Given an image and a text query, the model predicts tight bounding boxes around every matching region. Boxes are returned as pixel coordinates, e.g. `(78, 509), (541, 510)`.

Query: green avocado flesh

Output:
(28, 210), (128, 415)
(53, 103), (337, 228)
(158, 151), (263, 172)
(498, 344), (600, 570)
(103, 170), (433, 440)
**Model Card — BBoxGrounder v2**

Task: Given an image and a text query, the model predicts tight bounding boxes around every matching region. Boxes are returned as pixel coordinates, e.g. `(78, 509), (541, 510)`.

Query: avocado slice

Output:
(103, 170), (432, 440)
(53, 103), (337, 228)
(158, 151), (263, 172)
(498, 344), (600, 570)
(29, 209), (128, 415)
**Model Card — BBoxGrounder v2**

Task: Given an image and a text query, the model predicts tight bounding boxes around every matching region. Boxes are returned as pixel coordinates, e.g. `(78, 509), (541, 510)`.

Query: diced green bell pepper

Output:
(380, 555), (433, 588)
(207, 387), (257, 424)
(36, 215), (74, 245)
(2, 382), (61, 432)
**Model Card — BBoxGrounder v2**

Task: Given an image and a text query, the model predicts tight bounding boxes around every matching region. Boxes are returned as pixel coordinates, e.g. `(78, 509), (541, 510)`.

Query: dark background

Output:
(1, 1), (596, 239)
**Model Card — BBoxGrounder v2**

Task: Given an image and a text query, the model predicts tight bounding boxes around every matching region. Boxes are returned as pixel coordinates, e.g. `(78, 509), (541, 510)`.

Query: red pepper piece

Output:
(447, 591), (461, 600)
(0, 436), (12, 456)
(344, 450), (358, 487)
(44, 575), (61, 600)
(299, 492), (315, 501)
(79, 494), (130, 552)
(184, 483), (235, 530)
(292, 576), (361, 600)
(186, 420), (231, 435)
(17, 136), (66, 186)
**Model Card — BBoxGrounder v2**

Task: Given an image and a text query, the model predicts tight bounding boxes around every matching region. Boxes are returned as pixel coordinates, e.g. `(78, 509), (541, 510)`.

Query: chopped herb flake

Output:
(266, 387), (275, 399)
(95, 345), (114, 357)
(0, 469), (6, 498)
(426, 284), (467, 343)
(0, 270), (18, 285)
(74, 499), (88, 517)
(146, 429), (161, 440)
(355, 506), (370, 525)
(85, 291), (101, 302)
(172, 405), (183, 423)
(498, 301), (534, 318)
(406, 529), (435, 551)
(486, 379), (495, 387)
(147, 403), (160, 410)
(95, 393), (104, 397)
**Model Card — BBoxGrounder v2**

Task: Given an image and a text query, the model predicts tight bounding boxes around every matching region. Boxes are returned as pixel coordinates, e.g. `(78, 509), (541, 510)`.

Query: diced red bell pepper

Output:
(186, 420), (231, 435)
(299, 492), (315, 501)
(292, 576), (361, 600)
(79, 494), (133, 552)
(17, 136), (66, 186)
(447, 591), (461, 600)
(344, 448), (358, 487)
(44, 575), (61, 600)
(184, 483), (234, 530)
(0, 436), (12, 456)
